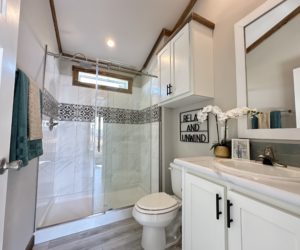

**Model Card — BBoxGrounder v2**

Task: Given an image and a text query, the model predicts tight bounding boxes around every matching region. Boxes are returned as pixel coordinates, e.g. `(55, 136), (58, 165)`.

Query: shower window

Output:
(72, 66), (132, 94)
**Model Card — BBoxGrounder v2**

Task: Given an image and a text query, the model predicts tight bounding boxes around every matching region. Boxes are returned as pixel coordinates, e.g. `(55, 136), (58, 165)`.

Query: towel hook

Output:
(0, 158), (23, 175)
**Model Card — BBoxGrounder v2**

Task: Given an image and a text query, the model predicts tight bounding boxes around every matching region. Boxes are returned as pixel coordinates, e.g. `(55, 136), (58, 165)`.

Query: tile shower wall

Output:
(250, 140), (300, 167)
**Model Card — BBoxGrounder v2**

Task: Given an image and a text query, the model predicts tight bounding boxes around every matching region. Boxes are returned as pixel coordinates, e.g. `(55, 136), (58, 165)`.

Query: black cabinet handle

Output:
(166, 84), (172, 96)
(227, 200), (233, 228)
(216, 194), (222, 220)
(169, 84), (172, 94)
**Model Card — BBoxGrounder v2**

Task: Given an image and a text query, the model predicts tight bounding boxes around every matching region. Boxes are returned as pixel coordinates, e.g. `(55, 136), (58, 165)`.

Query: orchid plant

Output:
(197, 106), (256, 150)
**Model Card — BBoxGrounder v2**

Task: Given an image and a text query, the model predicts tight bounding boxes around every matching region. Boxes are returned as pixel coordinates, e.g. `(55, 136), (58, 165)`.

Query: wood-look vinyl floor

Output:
(33, 218), (181, 250)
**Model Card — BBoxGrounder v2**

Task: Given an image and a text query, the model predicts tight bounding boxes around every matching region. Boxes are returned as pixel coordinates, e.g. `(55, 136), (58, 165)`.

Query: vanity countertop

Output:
(174, 156), (300, 211)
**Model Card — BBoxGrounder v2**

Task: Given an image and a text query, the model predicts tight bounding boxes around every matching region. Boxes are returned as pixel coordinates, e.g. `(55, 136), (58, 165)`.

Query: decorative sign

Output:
(180, 109), (209, 143)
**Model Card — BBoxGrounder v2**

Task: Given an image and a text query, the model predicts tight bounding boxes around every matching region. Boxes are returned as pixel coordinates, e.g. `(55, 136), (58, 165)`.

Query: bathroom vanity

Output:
(174, 156), (300, 250)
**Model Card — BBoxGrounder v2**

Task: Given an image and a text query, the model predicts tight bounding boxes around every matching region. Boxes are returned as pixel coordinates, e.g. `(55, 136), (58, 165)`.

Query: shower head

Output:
(72, 52), (93, 69)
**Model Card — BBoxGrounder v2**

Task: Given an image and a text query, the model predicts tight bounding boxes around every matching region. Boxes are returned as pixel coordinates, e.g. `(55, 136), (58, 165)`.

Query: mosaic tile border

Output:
(57, 103), (161, 124)
(42, 90), (160, 124)
(42, 89), (59, 119)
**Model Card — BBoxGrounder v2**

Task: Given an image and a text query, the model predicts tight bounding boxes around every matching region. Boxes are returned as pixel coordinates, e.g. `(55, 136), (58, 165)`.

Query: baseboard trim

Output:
(25, 235), (34, 250)
(34, 207), (133, 244)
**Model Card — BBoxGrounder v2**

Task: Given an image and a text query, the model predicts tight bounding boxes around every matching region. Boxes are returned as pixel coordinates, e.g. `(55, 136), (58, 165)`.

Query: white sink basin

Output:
(214, 159), (300, 182)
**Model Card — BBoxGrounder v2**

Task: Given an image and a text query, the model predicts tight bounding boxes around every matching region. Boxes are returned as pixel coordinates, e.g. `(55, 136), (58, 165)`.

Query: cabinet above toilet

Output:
(157, 14), (215, 108)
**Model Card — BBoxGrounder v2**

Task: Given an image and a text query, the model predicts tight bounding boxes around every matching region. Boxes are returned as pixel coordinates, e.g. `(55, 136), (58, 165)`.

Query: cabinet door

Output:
(172, 23), (190, 97)
(184, 173), (226, 250)
(228, 191), (300, 250)
(158, 43), (171, 101)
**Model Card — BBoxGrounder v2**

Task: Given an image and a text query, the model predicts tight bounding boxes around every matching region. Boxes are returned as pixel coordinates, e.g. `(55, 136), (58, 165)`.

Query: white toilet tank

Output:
(169, 163), (182, 199)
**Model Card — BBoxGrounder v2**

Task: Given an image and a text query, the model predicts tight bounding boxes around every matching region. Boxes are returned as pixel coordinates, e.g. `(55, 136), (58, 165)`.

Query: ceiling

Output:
(54, 0), (190, 69)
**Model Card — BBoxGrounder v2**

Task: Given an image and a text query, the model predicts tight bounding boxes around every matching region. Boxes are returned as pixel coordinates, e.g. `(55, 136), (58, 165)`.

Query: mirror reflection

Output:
(245, 0), (300, 129)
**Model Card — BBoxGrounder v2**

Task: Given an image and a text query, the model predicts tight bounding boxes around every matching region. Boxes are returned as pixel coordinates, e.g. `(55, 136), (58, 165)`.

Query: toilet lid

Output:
(136, 192), (178, 211)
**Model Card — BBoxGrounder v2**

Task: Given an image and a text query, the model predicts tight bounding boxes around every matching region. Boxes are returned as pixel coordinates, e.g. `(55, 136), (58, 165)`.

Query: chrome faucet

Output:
(257, 146), (287, 168)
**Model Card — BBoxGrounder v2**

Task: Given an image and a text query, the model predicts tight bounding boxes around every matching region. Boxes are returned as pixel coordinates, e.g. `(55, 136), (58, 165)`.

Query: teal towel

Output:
(251, 116), (259, 129)
(270, 111), (282, 129)
(9, 69), (43, 167)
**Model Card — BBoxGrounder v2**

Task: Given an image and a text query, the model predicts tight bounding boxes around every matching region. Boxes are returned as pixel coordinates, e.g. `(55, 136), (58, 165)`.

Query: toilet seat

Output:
(135, 192), (179, 215)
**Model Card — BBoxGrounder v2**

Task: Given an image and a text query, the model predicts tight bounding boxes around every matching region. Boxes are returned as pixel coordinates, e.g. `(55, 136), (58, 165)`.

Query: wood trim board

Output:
(25, 235), (34, 250)
(49, 0), (62, 53)
(72, 66), (133, 94)
(156, 12), (215, 55)
(141, 0), (199, 70)
(171, 0), (198, 33)
(246, 5), (300, 53)
(141, 28), (172, 70)
(48, 0), (213, 75)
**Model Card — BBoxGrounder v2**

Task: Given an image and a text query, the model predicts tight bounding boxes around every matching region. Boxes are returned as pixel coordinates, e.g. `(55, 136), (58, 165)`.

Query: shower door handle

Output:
(97, 116), (101, 152)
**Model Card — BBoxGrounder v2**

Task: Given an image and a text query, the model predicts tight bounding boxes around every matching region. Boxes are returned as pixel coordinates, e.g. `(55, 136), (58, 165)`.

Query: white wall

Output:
(162, 0), (267, 193)
(247, 14), (300, 116)
(3, 0), (57, 249)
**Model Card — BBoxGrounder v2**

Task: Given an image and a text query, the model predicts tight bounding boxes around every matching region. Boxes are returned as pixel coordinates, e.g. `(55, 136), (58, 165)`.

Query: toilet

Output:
(132, 163), (182, 250)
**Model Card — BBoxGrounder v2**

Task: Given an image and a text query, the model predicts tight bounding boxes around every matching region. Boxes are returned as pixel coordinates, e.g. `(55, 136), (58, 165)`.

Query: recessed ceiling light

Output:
(107, 39), (115, 48)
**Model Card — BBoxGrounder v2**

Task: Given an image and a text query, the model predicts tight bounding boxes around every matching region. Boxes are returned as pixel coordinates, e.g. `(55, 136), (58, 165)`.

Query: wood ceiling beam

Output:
(49, 0), (206, 73)
(171, 0), (198, 33)
(246, 5), (300, 54)
(155, 12), (215, 56)
(49, 0), (62, 53)
(141, 28), (172, 71)
(141, 0), (198, 71)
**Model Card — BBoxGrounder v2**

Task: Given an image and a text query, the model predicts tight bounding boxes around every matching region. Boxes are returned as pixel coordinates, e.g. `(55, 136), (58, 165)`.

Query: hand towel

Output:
(9, 70), (29, 166)
(270, 111), (282, 129)
(28, 79), (43, 140)
(258, 112), (270, 129)
(9, 69), (43, 167)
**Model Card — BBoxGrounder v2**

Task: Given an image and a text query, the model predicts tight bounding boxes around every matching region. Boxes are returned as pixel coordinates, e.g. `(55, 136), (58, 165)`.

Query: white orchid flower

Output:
(197, 111), (208, 123)
(217, 112), (228, 122)
(211, 106), (223, 115)
(225, 107), (257, 119)
(202, 105), (213, 113)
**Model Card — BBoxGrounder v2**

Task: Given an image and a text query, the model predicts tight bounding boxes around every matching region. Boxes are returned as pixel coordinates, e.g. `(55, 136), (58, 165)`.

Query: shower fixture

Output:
(47, 49), (158, 78)
(47, 117), (58, 131)
(72, 52), (93, 69)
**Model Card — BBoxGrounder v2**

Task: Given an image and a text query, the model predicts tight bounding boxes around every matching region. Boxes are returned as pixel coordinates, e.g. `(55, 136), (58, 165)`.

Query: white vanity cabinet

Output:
(228, 191), (300, 250)
(183, 173), (226, 250)
(183, 170), (300, 250)
(157, 18), (214, 108)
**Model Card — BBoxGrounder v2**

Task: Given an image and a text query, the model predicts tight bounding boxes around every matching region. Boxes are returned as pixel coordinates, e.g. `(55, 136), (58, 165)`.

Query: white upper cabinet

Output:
(158, 43), (172, 102)
(172, 24), (190, 97)
(158, 17), (214, 108)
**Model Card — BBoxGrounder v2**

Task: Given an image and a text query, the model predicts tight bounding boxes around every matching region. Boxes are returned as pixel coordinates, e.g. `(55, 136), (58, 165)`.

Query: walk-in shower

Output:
(35, 49), (160, 229)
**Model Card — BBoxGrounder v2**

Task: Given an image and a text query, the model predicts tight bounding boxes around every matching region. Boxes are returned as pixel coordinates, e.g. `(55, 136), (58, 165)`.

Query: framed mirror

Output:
(235, 0), (300, 140)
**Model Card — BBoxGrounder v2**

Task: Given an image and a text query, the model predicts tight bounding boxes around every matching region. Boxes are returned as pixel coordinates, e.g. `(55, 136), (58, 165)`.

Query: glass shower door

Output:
(93, 73), (152, 211)
(36, 56), (105, 228)
(36, 55), (154, 228)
